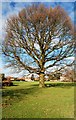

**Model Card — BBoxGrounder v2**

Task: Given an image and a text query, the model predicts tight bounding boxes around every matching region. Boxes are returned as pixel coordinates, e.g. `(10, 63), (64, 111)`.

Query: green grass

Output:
(2, 81), (75, 118)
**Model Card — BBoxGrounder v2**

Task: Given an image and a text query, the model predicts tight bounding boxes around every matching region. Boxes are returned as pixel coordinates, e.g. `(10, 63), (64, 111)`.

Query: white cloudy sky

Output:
(0, 0), (75, 77)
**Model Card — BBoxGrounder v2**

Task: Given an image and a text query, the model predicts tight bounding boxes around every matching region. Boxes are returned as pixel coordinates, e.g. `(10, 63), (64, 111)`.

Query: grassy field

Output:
(2, 81), (75, 118)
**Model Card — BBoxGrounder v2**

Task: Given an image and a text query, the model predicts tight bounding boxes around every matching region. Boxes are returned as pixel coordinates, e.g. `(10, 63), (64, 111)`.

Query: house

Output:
(24, 76), (32, 82)
(60, 75), (72, 82)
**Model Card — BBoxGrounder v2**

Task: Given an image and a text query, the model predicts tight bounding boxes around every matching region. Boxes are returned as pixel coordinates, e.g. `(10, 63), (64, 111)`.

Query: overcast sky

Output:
(0, 0), (75, 77)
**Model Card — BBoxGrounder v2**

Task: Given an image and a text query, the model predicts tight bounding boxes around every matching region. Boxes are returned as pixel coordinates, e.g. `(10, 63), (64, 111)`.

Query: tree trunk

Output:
(39, 72), (45, 87)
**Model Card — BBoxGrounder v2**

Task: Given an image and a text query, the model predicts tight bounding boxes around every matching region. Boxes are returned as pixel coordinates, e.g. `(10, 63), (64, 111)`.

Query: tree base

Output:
(39, 84), (45, 88)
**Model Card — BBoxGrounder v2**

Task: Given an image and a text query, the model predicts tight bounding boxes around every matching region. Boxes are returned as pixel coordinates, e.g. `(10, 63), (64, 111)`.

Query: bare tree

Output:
(63, 68), (74, 82)
(31, 74), (34, 81)
(2, 4), (74, 87)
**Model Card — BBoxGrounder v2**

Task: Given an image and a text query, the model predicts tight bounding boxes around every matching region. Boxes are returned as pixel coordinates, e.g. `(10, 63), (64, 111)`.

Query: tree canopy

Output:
(2, 4), (74, 87)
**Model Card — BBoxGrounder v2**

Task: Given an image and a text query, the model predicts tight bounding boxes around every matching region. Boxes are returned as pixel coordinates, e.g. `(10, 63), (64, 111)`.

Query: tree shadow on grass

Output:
(2, 85), (39, 107)
(2, 86), (39, 97)
(45, 82), (76, 88)
(2, 82), (76, 107)
(31, 82), (76, 88)
(31, 82), (76, 89)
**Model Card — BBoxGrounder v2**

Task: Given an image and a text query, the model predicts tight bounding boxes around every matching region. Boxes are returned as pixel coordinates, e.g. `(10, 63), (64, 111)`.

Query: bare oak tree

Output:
(64, 69), (74, 82)
(2, 4), (74, 87)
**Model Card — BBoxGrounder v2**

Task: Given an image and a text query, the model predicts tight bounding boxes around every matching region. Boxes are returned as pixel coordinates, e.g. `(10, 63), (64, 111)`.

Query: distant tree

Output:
(48, 72), (61, 81)
(64, 69), (74, 82)
(0, 73), (5, 81)
(54, 73), (61, 80)
(2, 4), (74, 87)
(31, 74), (34, 81)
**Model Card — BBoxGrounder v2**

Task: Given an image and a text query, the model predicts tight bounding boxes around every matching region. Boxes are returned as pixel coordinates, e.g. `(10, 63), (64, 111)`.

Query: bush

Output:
(2, 80), (13, 86)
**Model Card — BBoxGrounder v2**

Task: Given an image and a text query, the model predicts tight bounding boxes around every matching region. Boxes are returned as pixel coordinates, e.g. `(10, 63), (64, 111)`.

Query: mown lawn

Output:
(2, 81), (75, 118)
